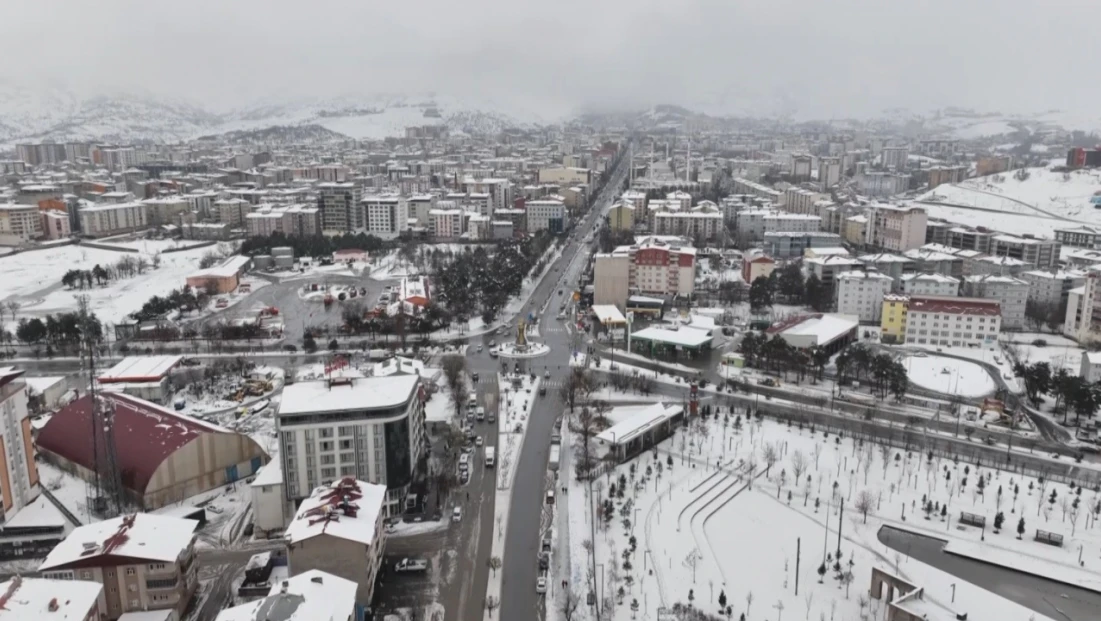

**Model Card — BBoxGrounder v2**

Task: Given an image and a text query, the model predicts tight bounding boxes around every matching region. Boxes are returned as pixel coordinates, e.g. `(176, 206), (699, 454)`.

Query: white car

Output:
(536, 576), (547, 593)
(475, 436), (484, 447)
(452, 506), (463, 522)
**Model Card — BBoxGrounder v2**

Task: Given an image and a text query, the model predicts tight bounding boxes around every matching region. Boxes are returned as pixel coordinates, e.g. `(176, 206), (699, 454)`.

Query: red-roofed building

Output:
(903, 295), (1001, 347)
(36, 393), (269, 509)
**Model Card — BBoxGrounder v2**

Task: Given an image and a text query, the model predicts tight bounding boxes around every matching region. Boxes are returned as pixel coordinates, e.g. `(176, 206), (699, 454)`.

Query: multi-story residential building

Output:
(607, 201), (635, 231)
(526, 200), (566, 234)
(903, 247), (964, 279)
(1055, 226), (1101, 249)
(976, 155), (1014, 176)
(763, 231), (842, 258)
(78, 201), (148, 237)
(652, 206), (723, 240)
(364, 195), (404, 239)
(962, 275), (1029, 330)
(284, 478), (387, 615)
(0, 576), (104, 621)
(880, 146), (909, 171)
(731, 178), (783, 204)
(184, 192), (217, 218)
(16, 143), (69, 166)
(944, 225), (994, 254)
(860, 172), (910, 197)
(0, 203), (43, 244)
(538, 166), (591, 186)
(742, 254), (776, 284)
(805, 255), (862, 290)
(782, 188), (827, 215)
(141, 197), (190, 227)
(879, 294), (910, 343)
(791, 154), (813, 180)
(818, 157), (842, 188)
(836, 270), (894, 322)
(0, 368), (39, 523)
(989, 234), (1061, 269)
(1064, 275), (1099, 343)
(40, 209), (71, 240)
(277, 373), (425, 516)
(1020, 270), (1086, 306)
(926, 165), (968, 188)
(843, 215), (867, 245)
(406, 194), (437, 226)
(903, 295), (1002, 347)
(593, 238), (696, 308)
(918, 139), (959, 157)
(857, 253), (916, 292)
(38, 514), (198, 620)
(318, 183), (363, 234)
(865, 203), (927, 251)
(666, 191), (692, 210)
(900, 273), (960, 297)
(429, 207), (464, 238)
(622, 190), (648, 215)
(971, 255), (1030, 277)
(211, 198), (249, 228)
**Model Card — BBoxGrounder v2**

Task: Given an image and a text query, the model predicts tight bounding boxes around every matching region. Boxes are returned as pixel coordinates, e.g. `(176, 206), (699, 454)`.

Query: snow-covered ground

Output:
(903, 355), (996, 397)
(3, 244), (215, 326)
(564, 410), (1099, 621)
(915, 202), (1064, 239)
(1003, 333), (1085, 376)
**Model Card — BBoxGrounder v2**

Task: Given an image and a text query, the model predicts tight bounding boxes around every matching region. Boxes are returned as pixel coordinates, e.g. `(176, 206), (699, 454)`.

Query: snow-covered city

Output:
(5, 4), (1101, 621)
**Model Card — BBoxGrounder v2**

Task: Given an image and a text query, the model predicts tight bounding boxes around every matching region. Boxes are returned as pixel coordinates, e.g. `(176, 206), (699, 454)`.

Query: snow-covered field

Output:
(903, 355), (996, 397)
(2, 244), (213, 326)
(563, 410), (1101, 621)
(916, 201), (1064, 238)
(1003, 333), (1085, 376)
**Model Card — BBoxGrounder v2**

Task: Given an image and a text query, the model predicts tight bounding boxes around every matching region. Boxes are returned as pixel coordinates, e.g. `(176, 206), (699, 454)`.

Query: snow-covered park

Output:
(560, 404), (1101, 621)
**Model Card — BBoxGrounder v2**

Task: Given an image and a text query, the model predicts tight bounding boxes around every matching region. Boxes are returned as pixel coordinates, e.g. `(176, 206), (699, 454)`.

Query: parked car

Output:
(536, 576), (547, 593)
(452, 507), (463, 522)
(394, 558), (429, 573)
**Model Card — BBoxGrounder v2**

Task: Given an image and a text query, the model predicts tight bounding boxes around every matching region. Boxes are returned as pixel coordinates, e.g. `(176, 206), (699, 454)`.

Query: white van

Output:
(458, 453), (470, 471)
(468, 392), (478, 408)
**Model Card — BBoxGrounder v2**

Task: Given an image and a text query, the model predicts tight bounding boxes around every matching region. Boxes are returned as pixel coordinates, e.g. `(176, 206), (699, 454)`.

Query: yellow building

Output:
(843, 215), (867, 246)
(607, 201), (635, 231)
(880, 294), (910, 343)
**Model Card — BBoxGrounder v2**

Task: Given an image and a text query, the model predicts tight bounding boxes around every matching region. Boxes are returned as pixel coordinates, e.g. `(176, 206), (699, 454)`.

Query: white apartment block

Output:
(0, 368), (40, 521)
(212, 198), (249, 227)
(900, 273), (960, 297)
(79, 201), (149, 237)
(652, 209), (723, 240)
(836, 270), (894, 322)
(732, 177), (783, 204)
(880, 146), (910, 171)
(1020, 270), (1085, 306)
(364, 195), (404, 239)
(278, 374), (425, 517)
(0, 203), (43, 244)
(764, 213), (821, 235)
(593, 238), (696, 308)
(526, 200), (566, 234)
(962, 274), (1030, 330)
(865, 203), (927, 251)
(783, 188), (826, 215)
(904, 295), (1002, 347)
(818, 157), (842, 188)
(429, 208), (464, 238)
(406, 194), (437, 226)
(860, 172), (911, 197)
(666, 191), (692, 210)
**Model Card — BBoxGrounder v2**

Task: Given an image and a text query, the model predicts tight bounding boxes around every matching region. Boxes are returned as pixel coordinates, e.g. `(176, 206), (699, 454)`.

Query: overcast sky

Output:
(2, 0), (1099, 122)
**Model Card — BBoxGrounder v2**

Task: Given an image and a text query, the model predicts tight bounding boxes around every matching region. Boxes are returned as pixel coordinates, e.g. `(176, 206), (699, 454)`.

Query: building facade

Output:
(526, 200), (566, 234)
(899, 273), (960, 297)
(79, 202), (149, 237)
(866, 204), (927, 251)
(962, 275), (1029, 330)
(0, 368), (39, 522)
(318, 183), (363, 234)
(836, 271), (894, 322)
(903, 295), (1002, 347)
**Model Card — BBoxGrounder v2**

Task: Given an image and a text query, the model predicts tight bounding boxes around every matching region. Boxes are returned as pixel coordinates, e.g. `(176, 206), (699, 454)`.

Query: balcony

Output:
(145, 576), (179, 591)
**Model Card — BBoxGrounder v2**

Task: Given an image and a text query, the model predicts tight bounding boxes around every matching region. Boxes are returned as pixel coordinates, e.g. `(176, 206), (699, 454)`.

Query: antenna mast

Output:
(79, 296), (125, 518)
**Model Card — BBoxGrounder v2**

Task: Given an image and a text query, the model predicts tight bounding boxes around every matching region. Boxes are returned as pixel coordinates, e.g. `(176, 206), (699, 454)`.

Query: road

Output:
(496, 145), (632, 621)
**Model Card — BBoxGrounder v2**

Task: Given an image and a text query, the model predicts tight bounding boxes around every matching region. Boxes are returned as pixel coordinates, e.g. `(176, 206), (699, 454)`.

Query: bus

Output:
(485, 446), (496, 468)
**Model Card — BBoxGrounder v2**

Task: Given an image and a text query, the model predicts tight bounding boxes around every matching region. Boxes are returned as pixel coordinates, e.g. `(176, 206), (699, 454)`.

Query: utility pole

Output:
(794, 538), (800, 595)
(837, 503), (844, 558)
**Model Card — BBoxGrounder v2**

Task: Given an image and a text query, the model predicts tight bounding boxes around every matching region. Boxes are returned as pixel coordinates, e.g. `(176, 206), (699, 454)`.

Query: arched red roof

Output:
(36, 392), (229, 494)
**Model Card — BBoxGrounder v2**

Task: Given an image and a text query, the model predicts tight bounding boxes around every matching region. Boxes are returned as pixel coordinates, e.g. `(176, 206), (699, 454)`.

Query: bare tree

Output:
(813, 443), (823, 468)
(487, 555), (502, 576)
(804, 591), (815, 620)
(762, 442), (779, 476)
(561, 367), (593, 412)
(5, 301), (19, 323)
(560, 590), (581, 621)
(791, 450), (809, 481)
(746, 590), (754, 618)
(855, 490), (876, 523)
(485, 595), (499, 617)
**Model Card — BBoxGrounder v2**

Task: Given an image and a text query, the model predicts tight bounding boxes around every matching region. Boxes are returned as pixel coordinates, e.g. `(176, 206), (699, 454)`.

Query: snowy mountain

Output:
(0, 86), (545, 146)
(195, 124), (350, 146)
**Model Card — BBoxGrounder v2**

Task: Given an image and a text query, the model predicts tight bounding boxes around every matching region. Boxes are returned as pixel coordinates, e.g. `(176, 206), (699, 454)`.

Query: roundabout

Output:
(491, 319), (550, 359)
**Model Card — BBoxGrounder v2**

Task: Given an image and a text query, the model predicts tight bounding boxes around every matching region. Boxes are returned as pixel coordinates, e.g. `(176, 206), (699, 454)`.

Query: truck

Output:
(548, 444), (560, 471)
(394, 558), (428, 573)
(485, 446), (496, 467)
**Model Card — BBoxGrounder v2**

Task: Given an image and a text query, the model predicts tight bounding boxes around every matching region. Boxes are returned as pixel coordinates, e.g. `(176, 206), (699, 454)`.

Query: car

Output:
(460, 470), (470, 484)
(489, 349), (499, 358)
(477, 345), (483, 353)
(452, 507), (463, 522)
(394, 558), (429, 573)
(535, 576), (547, 593)
(475, 436), (484, 447)
(489, 340), (496, 348)
(539, 551), (550, 570)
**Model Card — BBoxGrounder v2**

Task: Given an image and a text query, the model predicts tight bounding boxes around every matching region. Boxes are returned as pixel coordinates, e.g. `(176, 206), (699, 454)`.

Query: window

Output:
(125, 568), (135, 576)
(110, 587), (117, 593)
(321, 467), (337, 479)
(319, 428), (334, 439)
(130, 600), (139, 609)
(82, 570), (92, 579)
(320, 441), (334, 452)
(339, 440), (353, 450)
(128, 584), (137, 592)
(320, 455), (335, 465)
(340, 452), (355, 463)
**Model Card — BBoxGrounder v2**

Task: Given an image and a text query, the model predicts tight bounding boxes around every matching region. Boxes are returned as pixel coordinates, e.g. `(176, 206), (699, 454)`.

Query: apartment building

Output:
(903, 295), (1002, 347)
(79, 202), (148, 237)
(944, 225), (994, 254)
(1020, 270), (1085, 306)
(926, 166), (968, 188)
(593, 238), (696, 308)
(880, 294), (910, 342)
(40, 209), (71, 240)
(860, 172), (910, 197)
(538, 166), (591, 186)
(141, 197), (190, 227)
(1064, 275), (1099, 343)
(990, 234), (1061, 269)
(212, 198), (249, 227)
(652, 207), (723, 240)
(0, 368), (39, 523)
(976, 155), (1014, 176)
(818, 157), (842, 188)
(900, 273), (960, 297)
(865, 203), (927, 251)
(782, 188), (826, 215)
(38, 514), (199, 620)
(742, 254), (776, 284)
(526, 200), (566, 234)
(622, 190), (648, 215)
(731, 177), (783, 204)
(278, 373), (425, 516)
(804, 255), (862, 289)
(836, 270), (894, 322)
(962, 274), (1029, 330)
(1055, 226), (1101, 249)
(763, 231), (843, 259)
(737, 210), (821, 240)
(880, 146), (909, 171)
(429, 207), (464, 238)
(607, 201), (635, 231)
(0, 203), (43, 244)
(284, 478), (387, 614)
(903, 247), (964, 279)
(364, 195), (404, 239)
(318, 183), (363, 234)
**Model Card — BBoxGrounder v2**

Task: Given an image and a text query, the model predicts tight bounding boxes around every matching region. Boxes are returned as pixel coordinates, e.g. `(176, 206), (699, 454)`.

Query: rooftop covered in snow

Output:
(38, 513), (197, 572)
(284, 478), (386, 547)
